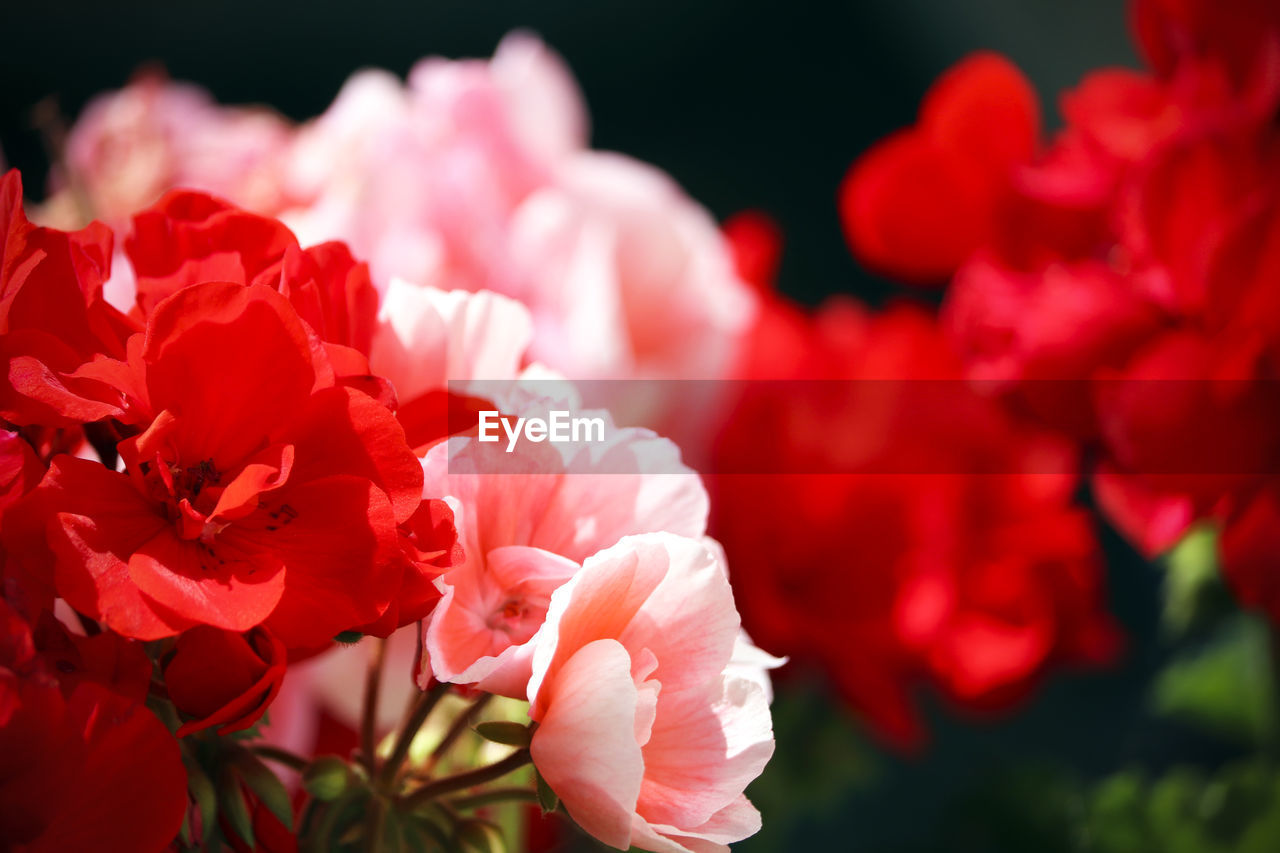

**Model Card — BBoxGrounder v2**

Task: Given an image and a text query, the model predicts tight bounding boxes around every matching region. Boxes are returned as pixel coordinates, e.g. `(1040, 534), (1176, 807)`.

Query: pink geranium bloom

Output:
(60, 75), (293, 230)
(281, 33), (585, 296)
(421, 413), (708, 697)
(368, 278), (534, 404)
(506, 151), (756, 384)
(527, 533), (774, 853)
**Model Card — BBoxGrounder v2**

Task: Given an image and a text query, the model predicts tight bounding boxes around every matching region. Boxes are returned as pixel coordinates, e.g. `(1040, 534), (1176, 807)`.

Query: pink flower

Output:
(281, 33), (585, 295)
(278, 34), (754, 431)
(61, 75), (293, 229)
(367, 280), (534, 405)
(421, 412), (708, 696)
(527, 533), (774, 853)
(506, 151), (757, 386)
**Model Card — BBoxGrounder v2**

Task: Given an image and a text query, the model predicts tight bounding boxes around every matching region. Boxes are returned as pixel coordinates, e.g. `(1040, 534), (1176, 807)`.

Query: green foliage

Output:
(1151, 614), (1277, 747)
(231, 747), (294, 831)
(1083, 763), (1280, 853)
(740, 682), (876, 850)
(1161, 525), (1228, 637)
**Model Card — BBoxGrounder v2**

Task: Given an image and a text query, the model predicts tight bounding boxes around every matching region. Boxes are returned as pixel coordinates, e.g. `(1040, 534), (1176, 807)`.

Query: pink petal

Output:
(530, 638), (643, 851)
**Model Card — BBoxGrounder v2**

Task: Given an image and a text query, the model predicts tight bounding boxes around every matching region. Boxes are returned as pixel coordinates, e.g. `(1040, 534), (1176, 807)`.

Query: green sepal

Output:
(231, 748), (294, 830)
(184, 754), (219, 845)
(218, 764), (255, 849)
(534, 767), (558, 814)
(302, 755), (354, 802)
(473, 721), (532, 748)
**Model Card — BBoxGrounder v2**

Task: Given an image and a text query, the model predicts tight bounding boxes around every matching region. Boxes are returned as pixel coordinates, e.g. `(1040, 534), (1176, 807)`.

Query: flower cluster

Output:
(841, 0), (1280, 624)
(712, 217), (1121, 746)
(46, 34), (756, 438)
(32, 29), (1148, 759)
(0, 169), (776, 851)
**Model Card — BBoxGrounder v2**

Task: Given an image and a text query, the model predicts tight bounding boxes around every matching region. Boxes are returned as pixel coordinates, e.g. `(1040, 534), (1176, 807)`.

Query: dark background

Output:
(4, 2), (1215, 851)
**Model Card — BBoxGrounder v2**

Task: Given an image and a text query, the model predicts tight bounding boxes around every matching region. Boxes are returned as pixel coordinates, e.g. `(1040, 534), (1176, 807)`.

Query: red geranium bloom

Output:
(838, 53), (1041, 284)
(29, 282), (423, 646)
(0, 170), (137, 426)
(124, 191), (391, 399)
(711, 250), (1120, 744)
(164, 624), (287, 737)
(0, 599), (186, 852)
(355, 497), (463, 638)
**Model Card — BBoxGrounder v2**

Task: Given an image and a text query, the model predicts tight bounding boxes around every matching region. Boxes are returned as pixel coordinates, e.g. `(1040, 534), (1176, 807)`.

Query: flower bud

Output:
(302, 756), (354, 802)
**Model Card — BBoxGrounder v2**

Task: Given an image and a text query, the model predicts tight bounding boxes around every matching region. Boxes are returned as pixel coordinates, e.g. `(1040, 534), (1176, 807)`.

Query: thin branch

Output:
(447, 787), (539, 811)
(359, 638), (388, 775)
(379, 681), (451, 788)
(424, 693), (493, 775)
(400, 749), (532, 811)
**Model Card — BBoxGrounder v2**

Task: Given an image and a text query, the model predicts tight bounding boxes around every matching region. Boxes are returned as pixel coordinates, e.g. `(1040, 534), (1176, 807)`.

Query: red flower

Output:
(0, 429), (42, 515)
(723, 210), (784, 294)
(125, 190), (297, 317)
(163, 625), (287, 737)
(355, 497), (463, 638)
(838, 53), (1040, 284)
(0, 170), (137, 426)
(0, 599), (187, 852)
(711, 296), (1120, 746)
(844, 0), (1280, 613)
(124, 191), (388, 395)
(29, 282), (423, 646)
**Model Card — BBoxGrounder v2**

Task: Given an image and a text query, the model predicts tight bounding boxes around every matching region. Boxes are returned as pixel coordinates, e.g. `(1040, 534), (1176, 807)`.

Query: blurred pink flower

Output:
(62, 75), (293, 229)
(506, 151), (756, 384)
(281, 33), (584, 295)
(279, 33), (755, 397)
(368, 279), (534, 404)
(527, 533), (774, 853)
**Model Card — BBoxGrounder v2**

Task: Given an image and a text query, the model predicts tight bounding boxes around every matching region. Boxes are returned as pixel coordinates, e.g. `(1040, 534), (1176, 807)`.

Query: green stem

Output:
(363, 795), (387, 853)
(252, 744), (309, 772)
(400, 749), (532, 811)
(380, 682), (451, 788)
(425, 693), (493, 774)
(448, 787), (539, 810)
(360, 638), (388, 775)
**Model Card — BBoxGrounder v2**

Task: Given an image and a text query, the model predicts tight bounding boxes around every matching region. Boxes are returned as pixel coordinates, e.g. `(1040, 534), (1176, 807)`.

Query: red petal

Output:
(127, 530), (286, 633)
(282, 385), (423, 524)
(229, 475), (402, 647)
(126, 190), (296, 316)
(144, 282), (319, 467)
(38, 456), (194, 640)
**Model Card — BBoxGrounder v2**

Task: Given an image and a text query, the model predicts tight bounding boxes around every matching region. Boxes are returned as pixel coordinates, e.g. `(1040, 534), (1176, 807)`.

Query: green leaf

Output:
(184, 756), (218, 845)
(232, 749), (294, 831)
(218, 765), (255, 849)
(1161, 524), (1227, 636)
(1151, 614), (1277, 746)
(473, 721), (532, 748)
(534, 768), (558, 814)
(455, 819), (506, 853)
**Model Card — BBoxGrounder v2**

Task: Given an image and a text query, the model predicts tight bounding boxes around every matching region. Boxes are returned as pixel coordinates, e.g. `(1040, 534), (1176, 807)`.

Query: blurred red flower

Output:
(842, 0), (1280, 623)
(714, 222), (1119, 745)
